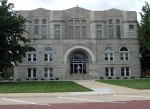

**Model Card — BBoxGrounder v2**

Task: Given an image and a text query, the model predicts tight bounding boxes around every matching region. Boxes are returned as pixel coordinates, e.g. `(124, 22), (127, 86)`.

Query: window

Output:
(82, 26), (86, 37)
(34, 19), (39, 35)
(27, 48), (36, 62)
(44, 47), (53, 61)
(42, 19), (47, 38)
(69, 26), (73, 38)
(105, 47), (114, 61)
(44, 68), (53, 78)
(75, 20), (80, 24)
(54, 24), (60, 39)
(96, 25), (102, 38)
(121, 67), (130, 76)
(129, 25), (134, 29)
(105, 67), (114, 77)
(109, 19), (113, 38)
(55, 24), (60, 29)
(82, 20), (86, 24)
(75, 26), (80, 38)
(67, 19), (86, 39)
(42, 19), (47, 24)
(120, 47), (129, 60)
(69, 20), (73, 25)
(28, 69), (36, 78)
(116, 19), (121, 38)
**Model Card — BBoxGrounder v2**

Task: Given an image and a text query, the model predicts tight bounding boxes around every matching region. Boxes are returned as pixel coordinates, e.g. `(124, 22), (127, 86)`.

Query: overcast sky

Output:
(8, 0), (150, 20)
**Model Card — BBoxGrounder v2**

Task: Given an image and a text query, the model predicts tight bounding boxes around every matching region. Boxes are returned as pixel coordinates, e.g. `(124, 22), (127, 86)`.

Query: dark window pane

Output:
(111, 72), (114, 76)
(121, 72), (124, 76)
(106, 72), (109, 76)
(129, 25), (134, 29)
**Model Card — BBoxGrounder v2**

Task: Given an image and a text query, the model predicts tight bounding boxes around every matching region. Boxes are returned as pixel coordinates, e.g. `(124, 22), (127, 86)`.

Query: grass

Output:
(97, 79), (150, 90)
(0, 81), (92, 93)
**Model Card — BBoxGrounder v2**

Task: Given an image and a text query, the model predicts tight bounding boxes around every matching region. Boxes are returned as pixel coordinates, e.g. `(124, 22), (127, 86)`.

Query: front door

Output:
(74, 63), (83, 74)
(70, 52), (88, 75)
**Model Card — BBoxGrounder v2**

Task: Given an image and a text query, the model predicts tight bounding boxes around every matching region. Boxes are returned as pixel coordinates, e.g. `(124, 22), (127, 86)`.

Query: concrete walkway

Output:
(74, 80), (150, 95)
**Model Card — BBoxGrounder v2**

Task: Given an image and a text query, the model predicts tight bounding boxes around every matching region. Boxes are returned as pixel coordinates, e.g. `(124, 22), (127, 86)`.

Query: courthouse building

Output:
(14, 6), (141, 80)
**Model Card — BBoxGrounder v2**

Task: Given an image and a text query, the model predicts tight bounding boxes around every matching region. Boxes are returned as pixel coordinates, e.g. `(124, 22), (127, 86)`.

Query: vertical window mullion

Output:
(31, 54), (33, 62)
(47, 54), (50, 61)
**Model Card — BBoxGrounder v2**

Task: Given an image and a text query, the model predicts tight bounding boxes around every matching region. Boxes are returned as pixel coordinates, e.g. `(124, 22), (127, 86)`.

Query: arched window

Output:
(44, 47), (53, 61)
(120, 47), (129, 60)
(105, 47), (114, 61)
(27, 47), (36, 62)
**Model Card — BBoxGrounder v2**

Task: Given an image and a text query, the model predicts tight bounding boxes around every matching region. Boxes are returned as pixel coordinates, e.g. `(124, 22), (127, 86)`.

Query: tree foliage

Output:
(138, 2), (150, 71)
(0, 0), (31, 72)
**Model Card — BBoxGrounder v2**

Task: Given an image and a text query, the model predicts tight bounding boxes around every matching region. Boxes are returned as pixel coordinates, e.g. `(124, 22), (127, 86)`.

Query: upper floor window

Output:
(96, 25), (102, 38)
(82, 20), (86, 24)
(105, 47), (114, 61)
(27, 48), (36, 62)
(42, 19), (47, 24)
(108, 19), (113, 38)
(54, 24), (60, 39)
(129, 25), (134, 29)
(120, 47), (129, 61)
(116, 19), (121, 38)
(42, 19), (47, 39)
(82, 26), (86, 37)
(34, 19), (39, 35)
(69, 20), (73, 25)
(121, 67), (130, 77)
(75, 26), (80, 38)
(44, 47), (53, 62)
(34, 19), (39, 24)
(69, 26), (73, 38)
(105, 67), (114, 77)
(75, 20), (80, 24)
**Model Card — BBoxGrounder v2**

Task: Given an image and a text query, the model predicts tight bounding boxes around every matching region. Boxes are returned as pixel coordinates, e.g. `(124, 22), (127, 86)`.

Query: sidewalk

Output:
(74, 80), (150, 95)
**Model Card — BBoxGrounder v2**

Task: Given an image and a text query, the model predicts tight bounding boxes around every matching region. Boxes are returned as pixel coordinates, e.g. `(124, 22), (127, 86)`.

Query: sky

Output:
(8, 0), (150, 21)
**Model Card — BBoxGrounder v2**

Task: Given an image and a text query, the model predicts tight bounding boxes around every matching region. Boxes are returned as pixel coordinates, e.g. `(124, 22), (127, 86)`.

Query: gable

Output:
(65, 6), (90, 12)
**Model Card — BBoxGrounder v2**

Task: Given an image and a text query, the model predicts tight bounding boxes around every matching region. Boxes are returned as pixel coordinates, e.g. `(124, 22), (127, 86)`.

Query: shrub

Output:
(55, 77), (59, 80)
(116, 77), (120, 79)
(17, 78), (21, 81)
(124, 77), (128, 79)
(26, 78), (29, 80)
(9, 78), (14, 81)
(100, 77), (104, 79)
(108, 77), (112, 79)
(41, 78), (45, 80)
(131, 76), (135, 79)
(34, 78), (38, 80)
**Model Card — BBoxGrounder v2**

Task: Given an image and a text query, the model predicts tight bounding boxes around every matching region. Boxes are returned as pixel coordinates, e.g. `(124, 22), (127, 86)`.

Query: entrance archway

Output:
(70, 52), (88, 74)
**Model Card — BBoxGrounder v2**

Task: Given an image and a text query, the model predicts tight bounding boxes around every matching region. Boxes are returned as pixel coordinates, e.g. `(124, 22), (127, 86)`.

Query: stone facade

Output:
(14, 6), (141, 80)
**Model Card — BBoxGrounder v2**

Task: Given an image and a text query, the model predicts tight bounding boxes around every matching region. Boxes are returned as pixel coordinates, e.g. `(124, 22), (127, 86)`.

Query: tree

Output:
(138, 2), (150, 72)
(0, 0), (32, 73)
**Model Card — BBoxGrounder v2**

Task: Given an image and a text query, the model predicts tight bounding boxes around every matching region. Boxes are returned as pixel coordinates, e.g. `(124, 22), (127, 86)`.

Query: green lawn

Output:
(0, 81), (92, 93)
(97, 79), (150, 90)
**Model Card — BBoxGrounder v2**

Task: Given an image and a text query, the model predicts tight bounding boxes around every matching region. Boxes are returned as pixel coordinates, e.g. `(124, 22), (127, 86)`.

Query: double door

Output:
(70, 63), (86, 74)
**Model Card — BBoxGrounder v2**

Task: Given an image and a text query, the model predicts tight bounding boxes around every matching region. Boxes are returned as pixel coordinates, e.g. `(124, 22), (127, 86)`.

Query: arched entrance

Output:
(70, 52), (88, 74)
(64, 45), (96, 79)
